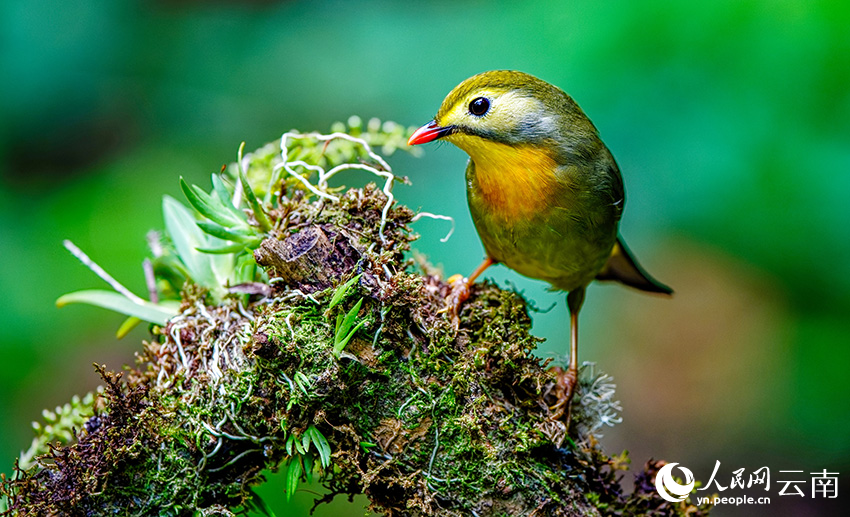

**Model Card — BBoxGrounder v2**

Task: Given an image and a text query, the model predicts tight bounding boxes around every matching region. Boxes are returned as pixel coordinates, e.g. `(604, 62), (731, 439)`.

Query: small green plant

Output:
(283, 425), (332, 500)
(333, 298), (367, 357)
(326, 273), (362, 313)
(17, 393), (96, 471)
(326, 273), (369, 357)
(55, 118), (418, 337)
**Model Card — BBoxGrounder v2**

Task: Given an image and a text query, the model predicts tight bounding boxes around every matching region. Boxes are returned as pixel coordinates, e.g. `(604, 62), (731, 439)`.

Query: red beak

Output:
(408, 120), (454, 146)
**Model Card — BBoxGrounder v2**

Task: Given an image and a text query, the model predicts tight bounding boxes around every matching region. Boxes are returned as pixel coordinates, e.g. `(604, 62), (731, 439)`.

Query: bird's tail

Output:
(596, 237), (673, 295)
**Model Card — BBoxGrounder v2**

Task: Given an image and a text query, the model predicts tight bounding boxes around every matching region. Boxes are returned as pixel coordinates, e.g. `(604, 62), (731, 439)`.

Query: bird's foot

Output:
(440, 274), (471, 330)
(547, 366), (578, 423)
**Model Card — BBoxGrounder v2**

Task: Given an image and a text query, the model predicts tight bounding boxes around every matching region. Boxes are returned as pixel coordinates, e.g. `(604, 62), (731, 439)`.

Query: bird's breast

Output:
(458, 137), (561, 222)
(458, 137), (620, 291)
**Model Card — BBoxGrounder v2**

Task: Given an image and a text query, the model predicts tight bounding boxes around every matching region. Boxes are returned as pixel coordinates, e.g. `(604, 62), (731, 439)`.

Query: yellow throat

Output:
(449, 133), (558, 221)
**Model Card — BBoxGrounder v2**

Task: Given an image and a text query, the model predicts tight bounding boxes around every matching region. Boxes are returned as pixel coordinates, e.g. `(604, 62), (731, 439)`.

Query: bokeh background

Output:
(1, 1), (848, 515)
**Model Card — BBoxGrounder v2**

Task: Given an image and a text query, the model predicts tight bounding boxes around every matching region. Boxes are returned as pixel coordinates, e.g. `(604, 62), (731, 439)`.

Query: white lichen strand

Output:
(271, 131), (397, 242)
(232, 126), (452, 246)
(411, 212), (456, 242)
(155, 302), (255, 387)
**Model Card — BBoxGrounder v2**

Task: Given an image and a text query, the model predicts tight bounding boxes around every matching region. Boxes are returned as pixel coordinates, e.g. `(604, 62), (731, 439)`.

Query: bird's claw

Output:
(548, 366), (578, 423)
(440, 274), (471, 330)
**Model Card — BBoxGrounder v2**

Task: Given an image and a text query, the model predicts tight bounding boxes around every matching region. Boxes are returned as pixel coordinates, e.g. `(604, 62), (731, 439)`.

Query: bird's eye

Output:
(469, 97), (490, 117)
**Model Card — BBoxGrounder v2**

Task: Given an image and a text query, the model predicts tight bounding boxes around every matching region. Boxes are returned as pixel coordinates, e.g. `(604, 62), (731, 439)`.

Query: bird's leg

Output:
(550, 288), (585, 423)
(443, 257), (496, 327)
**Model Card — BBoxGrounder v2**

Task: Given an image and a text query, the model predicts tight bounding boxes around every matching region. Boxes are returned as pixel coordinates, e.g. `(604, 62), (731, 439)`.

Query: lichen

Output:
(1, 131), (711, 516)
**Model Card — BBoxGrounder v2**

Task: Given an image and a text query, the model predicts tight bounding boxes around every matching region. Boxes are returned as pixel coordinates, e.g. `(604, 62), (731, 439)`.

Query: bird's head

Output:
(408, 70), (588, 158)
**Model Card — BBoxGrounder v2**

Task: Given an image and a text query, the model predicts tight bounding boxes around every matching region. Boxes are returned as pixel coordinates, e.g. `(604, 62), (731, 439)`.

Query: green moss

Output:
(2, 133), (711, 517)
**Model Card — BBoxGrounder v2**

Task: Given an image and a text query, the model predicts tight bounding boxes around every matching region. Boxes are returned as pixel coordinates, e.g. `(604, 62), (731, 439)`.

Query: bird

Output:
(407, 70), (672, 422)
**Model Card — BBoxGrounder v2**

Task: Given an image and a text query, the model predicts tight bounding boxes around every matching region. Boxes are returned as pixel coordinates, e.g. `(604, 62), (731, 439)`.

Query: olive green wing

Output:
(596, 237), (673, 295)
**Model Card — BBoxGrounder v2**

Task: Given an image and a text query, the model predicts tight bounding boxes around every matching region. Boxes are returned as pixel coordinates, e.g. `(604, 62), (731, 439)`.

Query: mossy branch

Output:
(1, 125), (710, 516)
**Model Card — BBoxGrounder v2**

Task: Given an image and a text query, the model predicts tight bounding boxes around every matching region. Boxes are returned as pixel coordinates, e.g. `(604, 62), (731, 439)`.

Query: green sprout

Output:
(324, 273), (369, 357)
(333, 298), (367, 357)
(283, 425), (332, 500)
(326, 273), (362, 312)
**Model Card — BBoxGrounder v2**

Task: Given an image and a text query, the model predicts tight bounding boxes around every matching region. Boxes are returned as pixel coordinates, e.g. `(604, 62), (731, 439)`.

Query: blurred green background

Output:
(1, 0), (848, 515)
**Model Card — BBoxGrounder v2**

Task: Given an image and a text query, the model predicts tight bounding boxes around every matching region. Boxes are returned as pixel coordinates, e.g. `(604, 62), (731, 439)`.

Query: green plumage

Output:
(430, 70), (669, 295)
(466, 156), (621, 292)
